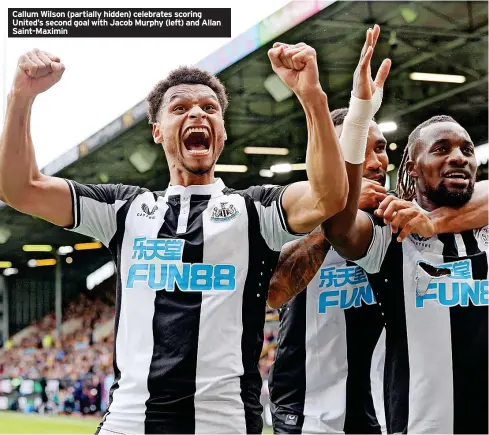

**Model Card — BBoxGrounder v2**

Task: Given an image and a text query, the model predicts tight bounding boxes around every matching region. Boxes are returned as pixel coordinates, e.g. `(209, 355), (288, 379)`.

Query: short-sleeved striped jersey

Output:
(65, 178), (303, 434)
(269, 249), (386, 434)
(355, 204), (488, 434)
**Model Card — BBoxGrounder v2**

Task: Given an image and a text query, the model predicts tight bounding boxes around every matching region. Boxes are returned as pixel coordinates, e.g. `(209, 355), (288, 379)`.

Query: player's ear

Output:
(152, 123), (163, 145)
(407, 159), (418, 179)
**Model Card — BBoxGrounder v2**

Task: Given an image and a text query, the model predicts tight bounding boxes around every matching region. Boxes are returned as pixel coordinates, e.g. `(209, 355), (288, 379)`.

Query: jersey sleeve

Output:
(64, 180), (142, 247)
(246, 184), (307, 251)
(354, 212), (393, 273)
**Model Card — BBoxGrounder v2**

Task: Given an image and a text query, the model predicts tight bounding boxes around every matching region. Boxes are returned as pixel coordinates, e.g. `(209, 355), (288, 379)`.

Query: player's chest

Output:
(310, 252), (377, 316)
(119, 194), (251, 293)
(124, 194), (248, 240)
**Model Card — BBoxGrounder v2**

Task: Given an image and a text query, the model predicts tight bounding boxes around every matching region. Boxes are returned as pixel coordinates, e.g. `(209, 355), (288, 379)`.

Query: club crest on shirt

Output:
(210, 202), (239, 222)
(477, 227), (489, 246)
(137, 203), (158, 220)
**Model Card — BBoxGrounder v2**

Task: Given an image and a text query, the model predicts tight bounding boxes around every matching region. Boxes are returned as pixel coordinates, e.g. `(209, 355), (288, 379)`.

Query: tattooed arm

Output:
(267, 228), (330, 309)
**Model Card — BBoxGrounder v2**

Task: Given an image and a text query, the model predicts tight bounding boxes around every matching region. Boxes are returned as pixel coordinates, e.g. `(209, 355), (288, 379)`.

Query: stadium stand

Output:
(0, 1), (486, 428)
(0, 279), (115, 414)
(0, 275), (279, 415)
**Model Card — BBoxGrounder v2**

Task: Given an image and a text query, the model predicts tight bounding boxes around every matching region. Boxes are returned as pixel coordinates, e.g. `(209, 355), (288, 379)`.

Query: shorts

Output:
(271, 404), (305, 434)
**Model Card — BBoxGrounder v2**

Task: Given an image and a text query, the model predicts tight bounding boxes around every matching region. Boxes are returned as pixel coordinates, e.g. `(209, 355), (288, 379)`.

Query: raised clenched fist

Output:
(11, 49), (65, 98)
(267, 42), (321, 98)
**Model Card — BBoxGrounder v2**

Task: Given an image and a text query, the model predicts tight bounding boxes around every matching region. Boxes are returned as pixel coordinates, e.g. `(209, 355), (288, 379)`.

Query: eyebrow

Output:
(432, 138), (473, 146)
(166, 93), (219, 104)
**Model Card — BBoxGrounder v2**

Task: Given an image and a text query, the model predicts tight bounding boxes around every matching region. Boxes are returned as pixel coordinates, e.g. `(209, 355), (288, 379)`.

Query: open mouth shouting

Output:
(182, 127), (212, 157)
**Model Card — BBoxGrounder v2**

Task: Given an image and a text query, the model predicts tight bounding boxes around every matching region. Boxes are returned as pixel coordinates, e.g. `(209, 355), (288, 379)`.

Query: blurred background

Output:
(0, 1), (487, 432)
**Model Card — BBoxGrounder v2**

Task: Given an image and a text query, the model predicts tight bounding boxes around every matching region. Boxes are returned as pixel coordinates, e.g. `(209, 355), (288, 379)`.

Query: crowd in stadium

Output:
(0, 4), (486, 433)
(0, 283), (119, 414)
(0, 281), (279, 415)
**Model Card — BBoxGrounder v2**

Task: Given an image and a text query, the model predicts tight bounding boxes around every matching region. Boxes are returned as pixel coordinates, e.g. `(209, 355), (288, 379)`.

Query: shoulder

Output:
(67, 180), (148, 204)
(227, 184), (286, 206)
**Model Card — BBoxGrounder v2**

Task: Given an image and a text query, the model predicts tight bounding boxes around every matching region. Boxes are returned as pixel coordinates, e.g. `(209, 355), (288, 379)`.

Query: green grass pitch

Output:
(0, 411), (274, 434)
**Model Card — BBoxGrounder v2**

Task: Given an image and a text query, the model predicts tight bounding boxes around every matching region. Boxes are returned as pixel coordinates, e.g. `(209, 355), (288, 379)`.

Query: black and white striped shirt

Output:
(356, 204), (488, 434)
(269, 249), (386, 434)
(65, 178), (302, 434)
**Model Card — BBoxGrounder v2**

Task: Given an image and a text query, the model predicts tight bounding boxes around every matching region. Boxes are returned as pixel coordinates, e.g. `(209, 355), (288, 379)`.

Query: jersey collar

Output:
(164, 178), (226, 198)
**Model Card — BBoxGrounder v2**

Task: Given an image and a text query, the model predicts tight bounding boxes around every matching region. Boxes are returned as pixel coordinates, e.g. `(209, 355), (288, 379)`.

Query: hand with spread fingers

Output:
(352, 24), (392, 101)
(375, 195), (435, 242)
(267, 41), (321, 98)
(11, 48), (65, 98)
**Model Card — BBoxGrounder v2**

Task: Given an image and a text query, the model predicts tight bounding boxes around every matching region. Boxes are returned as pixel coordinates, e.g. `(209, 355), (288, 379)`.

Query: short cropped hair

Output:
(330, 108), (348, 127)
(147, 66), (229, 123)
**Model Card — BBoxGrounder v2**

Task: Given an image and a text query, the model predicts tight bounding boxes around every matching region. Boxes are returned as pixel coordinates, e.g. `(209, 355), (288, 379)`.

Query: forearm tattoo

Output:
(268, 229), (330, 307)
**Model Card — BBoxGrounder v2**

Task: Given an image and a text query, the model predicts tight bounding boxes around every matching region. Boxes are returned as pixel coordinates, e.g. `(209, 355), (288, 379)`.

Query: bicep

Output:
(13, 175), (74, 227)
(324, 210), (374, 261)
(281, 182), (328, 234)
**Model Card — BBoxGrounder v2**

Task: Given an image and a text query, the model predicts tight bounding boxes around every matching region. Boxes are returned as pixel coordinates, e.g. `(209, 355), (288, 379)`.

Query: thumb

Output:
(51, 61), (65, 75)
(374, 58), (391, 88)
(363, 178), (381, 185)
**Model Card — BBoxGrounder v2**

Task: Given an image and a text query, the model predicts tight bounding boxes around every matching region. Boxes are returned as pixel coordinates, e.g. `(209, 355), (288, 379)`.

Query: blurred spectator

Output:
(1, 279), (281, 414)
(0, 279), (116, 415)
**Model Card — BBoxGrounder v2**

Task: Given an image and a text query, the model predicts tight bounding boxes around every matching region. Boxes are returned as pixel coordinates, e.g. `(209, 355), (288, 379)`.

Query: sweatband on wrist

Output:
(339, 88), (384, 164)
(339, 94), (373, 164)
(371, 87), (383, 116)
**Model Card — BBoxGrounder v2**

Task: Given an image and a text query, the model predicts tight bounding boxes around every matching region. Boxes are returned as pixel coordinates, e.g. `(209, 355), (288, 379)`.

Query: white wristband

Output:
(339, 88), (384, 164)
(371, 86), (383, 116)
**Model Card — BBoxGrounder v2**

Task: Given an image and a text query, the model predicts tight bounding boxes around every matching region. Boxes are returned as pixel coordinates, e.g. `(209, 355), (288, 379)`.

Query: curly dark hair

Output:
(397, 115), (459, 201)
(330, 107), (349, 127)
(147, 66), (229, 124)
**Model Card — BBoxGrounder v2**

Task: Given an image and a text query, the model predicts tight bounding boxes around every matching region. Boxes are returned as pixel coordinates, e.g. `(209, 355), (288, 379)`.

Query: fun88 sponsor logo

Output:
(126, 237), (236, 292)
(416, 259), (488, 308)
(318, 265), (375, 313)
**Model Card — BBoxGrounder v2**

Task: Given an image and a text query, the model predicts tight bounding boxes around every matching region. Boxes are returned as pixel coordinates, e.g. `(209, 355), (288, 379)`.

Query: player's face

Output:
(335, 121), (388, 187)
(410, 122), (477, 207)
(363, 122), (388, 187)
(153, 84), (226, 176)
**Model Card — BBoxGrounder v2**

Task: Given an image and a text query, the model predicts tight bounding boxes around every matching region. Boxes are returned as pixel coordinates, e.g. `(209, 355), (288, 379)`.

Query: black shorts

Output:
(270, 403), (305, 434)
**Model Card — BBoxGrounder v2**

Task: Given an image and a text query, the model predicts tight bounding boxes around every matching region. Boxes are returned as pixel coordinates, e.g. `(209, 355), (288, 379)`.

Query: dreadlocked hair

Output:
(396, 115), (459, 201)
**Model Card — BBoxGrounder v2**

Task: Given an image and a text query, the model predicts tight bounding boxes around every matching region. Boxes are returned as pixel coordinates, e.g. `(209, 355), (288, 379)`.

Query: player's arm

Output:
(0, 49), (73, 227)
(267, 43), (348, 234)
(267, 228), (330, 309)
(267, 176), (389, 307)
(430, 180), (488, 233)
(322, 25), (391, 260)
(376, 180), (489, 241)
